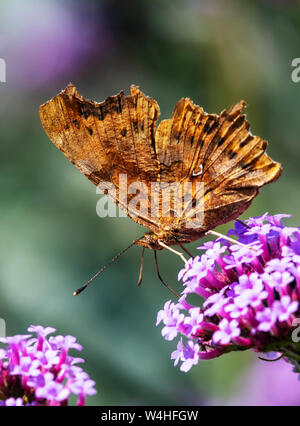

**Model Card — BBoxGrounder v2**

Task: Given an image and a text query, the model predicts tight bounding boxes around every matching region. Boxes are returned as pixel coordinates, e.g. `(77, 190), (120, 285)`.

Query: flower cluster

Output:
(0, 325), (96, 406)
(157, 214), (300, 372)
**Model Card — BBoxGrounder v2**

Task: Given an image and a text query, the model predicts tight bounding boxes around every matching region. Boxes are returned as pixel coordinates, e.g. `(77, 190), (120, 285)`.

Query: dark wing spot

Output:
(98, 105), (104, 120)
(77, 101), (106, 121)
(241, 158), (257, 169)
(133, 120), (139, 132)
(87, 127), (93, 135)
(240, 135), (253, 148)
(228, 150), (237, 159)
(77, 103), (91, 119)
(73, 119), (80, 129)
(174, 132), (180, 143)
(190, 135), (194, 145)
(230, 115), (245, 131)
(117, 94), (124, 113)
(120, 128), (127, 137)
(203, 121), (211, 133)
(207, 120), (218, 134)
(107, 94), (125, 114)
(242, 156), (259, 170)
(217, 136), (225, 147)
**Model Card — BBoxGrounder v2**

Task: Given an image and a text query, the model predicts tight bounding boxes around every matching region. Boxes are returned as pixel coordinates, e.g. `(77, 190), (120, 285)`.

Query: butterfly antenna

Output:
(73, 240), (139, 296)
(179, 242), (194, 258)
(258, 354), (284, 362)
(154, 251), (180, 299)
(137, 247), (145, 287)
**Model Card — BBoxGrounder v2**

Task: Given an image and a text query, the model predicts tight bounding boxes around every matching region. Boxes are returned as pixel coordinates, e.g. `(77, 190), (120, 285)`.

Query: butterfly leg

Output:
(154, 251), (180, 299)
(179, 242), (194, 259)
(205, 230), (257, 251)
(258, 354), (284, 362)
(157, 241), (188, 265)
(236, 219), (251, 229)
(137, 247), (145, 287)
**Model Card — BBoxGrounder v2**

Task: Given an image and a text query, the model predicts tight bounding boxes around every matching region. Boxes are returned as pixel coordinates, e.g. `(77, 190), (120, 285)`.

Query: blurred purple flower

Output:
(224, 358), (300, 406)
(0, 0), (110, 89)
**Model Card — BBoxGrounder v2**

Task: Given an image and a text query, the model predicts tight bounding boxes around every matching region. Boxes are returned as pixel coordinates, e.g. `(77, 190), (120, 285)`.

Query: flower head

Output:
(0, 325), (96, 406)
(157, 214), (300, 372)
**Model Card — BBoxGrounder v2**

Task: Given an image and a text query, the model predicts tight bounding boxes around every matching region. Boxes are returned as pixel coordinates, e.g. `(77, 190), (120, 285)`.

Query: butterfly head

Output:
(134, 233), (163, 250)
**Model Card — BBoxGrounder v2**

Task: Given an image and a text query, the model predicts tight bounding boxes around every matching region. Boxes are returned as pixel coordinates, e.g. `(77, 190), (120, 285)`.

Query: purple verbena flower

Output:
(213, 319), (241, 345)
(157, 213), (300, 372)
(0, 325), (96, 406)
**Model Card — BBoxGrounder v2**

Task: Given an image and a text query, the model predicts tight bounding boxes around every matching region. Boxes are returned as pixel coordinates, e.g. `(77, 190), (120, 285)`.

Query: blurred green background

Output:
(1, 0), (300, 405)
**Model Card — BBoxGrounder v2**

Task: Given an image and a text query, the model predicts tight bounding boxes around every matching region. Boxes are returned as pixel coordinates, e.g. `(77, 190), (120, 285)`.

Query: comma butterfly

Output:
(40, 84), (281, 250)
(40, 85), (282, 294)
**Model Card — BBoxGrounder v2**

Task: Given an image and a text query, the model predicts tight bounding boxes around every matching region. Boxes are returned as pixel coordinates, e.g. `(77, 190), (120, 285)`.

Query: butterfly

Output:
(40, 83), (281, 244)
(40, 85), (282, 293)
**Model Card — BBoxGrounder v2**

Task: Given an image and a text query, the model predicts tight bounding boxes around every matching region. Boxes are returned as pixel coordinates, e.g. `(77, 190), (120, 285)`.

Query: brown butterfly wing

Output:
(40, 85), (282, 246)
(39, 84), (161, 233)
(154, 98), (282, 237)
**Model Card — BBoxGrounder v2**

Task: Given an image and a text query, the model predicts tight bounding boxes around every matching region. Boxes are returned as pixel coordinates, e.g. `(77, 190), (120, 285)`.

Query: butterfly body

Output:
(134, 228), (206, 250)
(40, 84), (281, 250)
